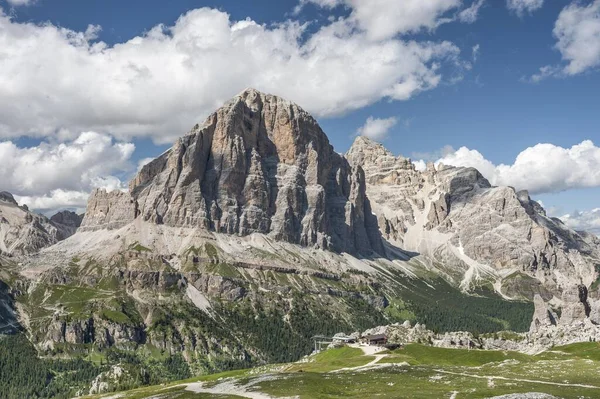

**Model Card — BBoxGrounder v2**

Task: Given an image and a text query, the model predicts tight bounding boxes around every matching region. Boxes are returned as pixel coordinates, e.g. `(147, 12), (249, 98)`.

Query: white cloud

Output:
(459, 0), (485, 24)
(298, 0), (463, 40)
(531, 1), (600, 80)
(529, 65), (561, 83)
(14, 190), (91, 214)
(560, 208), (600, 235)
(411, 144), (456, 162)
(0, 7), (465, 144)
(553, 0), (600, 75)
(0, 132), (134, 212)
(472, 44), (480, 62)
(420, 140), (600, 195)
(356, 116), (398, 141)
(413, 160), (428, 172)
(6, 0), (36, 6)
(506, 0), (544, 16)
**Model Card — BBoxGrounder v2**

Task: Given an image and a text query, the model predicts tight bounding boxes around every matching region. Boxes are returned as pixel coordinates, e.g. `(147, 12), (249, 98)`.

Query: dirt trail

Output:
(435, 369), (600, 389)
(179, 375), (298, 399)
(331, 344), (394, 373)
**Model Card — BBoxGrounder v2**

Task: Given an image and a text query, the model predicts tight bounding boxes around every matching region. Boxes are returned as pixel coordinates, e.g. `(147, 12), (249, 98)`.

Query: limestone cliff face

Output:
(83, 89), (383, 255)
(78, 91), (599, 298)
(346, 136), (600, 296)
(80, 189), (137, 230)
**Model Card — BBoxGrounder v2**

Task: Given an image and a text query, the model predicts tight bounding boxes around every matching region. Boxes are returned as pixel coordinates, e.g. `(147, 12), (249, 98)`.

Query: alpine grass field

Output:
(83, 342), (600, 399)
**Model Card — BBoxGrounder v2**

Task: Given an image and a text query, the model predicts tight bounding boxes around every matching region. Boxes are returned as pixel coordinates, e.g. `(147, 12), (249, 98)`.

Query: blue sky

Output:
(0, 0), (599, 233)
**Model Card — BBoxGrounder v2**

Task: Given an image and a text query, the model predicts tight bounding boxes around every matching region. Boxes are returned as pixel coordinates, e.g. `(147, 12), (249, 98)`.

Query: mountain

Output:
(346, 137), (600, 299)
(82, 88), (383, 255)
(2, 89), (600, 397)
(0, 192), (79, 256)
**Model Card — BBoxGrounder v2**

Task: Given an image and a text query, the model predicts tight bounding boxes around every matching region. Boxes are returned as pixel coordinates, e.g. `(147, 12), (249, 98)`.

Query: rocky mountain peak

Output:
(50, 210), (83, 228)
(0, 192), (79, 255)
(0, 191), (17, 206)
(346, 136), (405, 165)
(78, 89), (600, 297)
(84, 89), (383, 255)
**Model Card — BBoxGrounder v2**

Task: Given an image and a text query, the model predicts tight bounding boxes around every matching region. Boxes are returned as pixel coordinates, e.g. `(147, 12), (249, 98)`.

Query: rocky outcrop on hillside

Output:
(80, 189), (137, 230)
(82, 89), (383, 255)
(529, 294), (557, 333)
(50, 210), (83, 229)
(346, 136), (600, 297)
(50, 210), (83, 238)
(0, 192), (77, 255)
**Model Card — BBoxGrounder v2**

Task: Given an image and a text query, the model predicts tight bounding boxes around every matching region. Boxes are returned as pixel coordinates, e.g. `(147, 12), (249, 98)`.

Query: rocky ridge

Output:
(346, 136), (600, 300)
(82, 88), (383, 255)
(0, 192), (80, 255)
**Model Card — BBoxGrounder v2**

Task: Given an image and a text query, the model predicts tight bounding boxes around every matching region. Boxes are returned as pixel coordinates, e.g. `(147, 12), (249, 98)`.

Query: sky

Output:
(0, 0), (599, 234)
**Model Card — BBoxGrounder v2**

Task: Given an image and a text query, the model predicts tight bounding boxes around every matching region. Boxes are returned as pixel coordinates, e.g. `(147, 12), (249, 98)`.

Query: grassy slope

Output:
(85, 343), (600, 399)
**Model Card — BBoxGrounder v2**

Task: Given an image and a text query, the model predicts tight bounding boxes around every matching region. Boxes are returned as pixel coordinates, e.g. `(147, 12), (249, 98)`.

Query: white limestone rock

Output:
(529, 294), (557, 333)
(346, 136), (600, 300)
(83, 89), (384, 255)
(0, 192), (76, 255)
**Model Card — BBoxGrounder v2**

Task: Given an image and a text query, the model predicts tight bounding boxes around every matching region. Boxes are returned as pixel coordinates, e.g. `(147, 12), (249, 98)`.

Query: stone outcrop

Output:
(50, 210), (83, 228)
(0, 192), (77, 255)
(589, 299), (600, 324)
(82, 89), (383, 255)
(346, 136), (600, 298)
(41, 314), (145, 350)
(0, 192), (17, 206)
(559, 285), (590, 325)
(529, 294), (556, 333)
(80, 189), (137, 230)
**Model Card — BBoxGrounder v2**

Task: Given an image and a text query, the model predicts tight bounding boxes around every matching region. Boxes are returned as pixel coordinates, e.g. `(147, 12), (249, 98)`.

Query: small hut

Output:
(361, 334), (387, 346)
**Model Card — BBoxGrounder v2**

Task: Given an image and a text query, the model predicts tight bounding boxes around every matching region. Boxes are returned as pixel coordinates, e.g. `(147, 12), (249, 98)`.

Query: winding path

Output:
(434, 369), (600, 390)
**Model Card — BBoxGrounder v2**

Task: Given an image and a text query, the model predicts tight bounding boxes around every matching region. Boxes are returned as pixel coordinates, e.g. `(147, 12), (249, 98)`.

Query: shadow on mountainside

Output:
(0, 280), (22, 334)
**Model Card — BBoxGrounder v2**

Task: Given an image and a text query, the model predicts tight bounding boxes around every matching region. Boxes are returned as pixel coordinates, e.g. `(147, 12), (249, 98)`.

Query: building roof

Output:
(363, 334), (387, 340)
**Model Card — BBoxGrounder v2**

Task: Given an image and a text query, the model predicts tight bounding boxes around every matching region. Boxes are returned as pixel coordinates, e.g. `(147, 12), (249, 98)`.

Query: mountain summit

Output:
(82, 88), (383, 255)
(79, 89), (600, 301)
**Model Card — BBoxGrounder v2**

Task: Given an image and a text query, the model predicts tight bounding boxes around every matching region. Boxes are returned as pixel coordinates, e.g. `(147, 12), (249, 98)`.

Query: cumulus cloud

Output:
(417, 140), (600, 195)
(0, 6), (465, 144)
(459, 0), (485, 24)
(531, 1), (600, 81)
(6, 0), (36, 6)
(506, 0), (544, 16)
(553, 0), (600, 75)
(356, 116), (398, 141)
(411, 144), (456, 163)
(0, 132), (135, 212)
(298, 0), (462, 39)
(560, 208), (600, 235)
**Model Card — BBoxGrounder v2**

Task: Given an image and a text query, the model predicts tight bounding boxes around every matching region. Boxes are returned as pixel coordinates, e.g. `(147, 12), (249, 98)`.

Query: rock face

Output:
(75, 89), (599, 317)
(51, 210), (83, 229)
(0, 192), (77, 255)
(347, 136), (600, 297)
(0, 192), (17, 206)
(50, 210), (83, 237)
(559, 285), (590, 325)
(80, 189), (137, 230)
(83, 89), (383, 255)
(529, 294), (556, 333)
